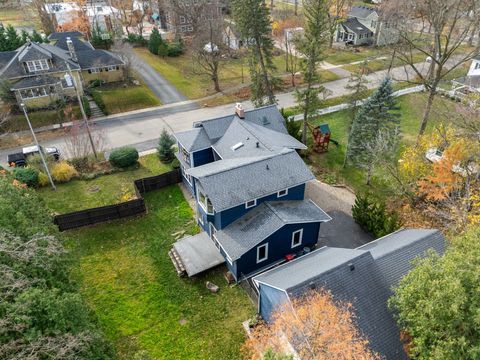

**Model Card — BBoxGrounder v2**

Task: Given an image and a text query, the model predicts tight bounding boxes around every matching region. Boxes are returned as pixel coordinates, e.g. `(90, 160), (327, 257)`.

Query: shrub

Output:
(157, 129), (175, 163)
(82, 96), (91, 117)
(167, 42), (184, 57)
(68, 156), (94, 173)
(38, 172), (49, 187)
(91, 90), (108, 115)
(13, 167), (39, 187)
(352, 193), (399, 238)
(171, 158), (180, 169)
(51, 162), (78, 183)
(109, 147), (139, 168)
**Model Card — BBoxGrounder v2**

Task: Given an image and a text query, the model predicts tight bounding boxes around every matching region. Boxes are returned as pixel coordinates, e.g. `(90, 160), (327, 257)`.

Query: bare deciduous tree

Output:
(64, 118), (106, 159)
(110, 40), (140, 81)
(385, 0), (480, 136)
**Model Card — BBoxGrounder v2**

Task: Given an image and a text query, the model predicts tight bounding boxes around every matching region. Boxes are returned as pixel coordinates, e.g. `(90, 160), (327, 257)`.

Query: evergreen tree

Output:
(345, 77), (400, 184)
(148, 27), (163, 55)
(293, 0), (330, 144)
(30, 30), (44, 43)
(232, 0), (278, 107)
(343, 60), (370, 167)
(5, 24), (23, 50)
(158, 41), (168, 58)
(20, 29), (29, 44)
(157, 129), (175, 163)
(0, 26), (8, 52)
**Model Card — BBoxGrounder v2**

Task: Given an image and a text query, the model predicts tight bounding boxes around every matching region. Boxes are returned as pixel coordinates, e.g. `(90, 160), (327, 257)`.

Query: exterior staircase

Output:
(87, 95), (105, 119)
(168, 248), (187, 277)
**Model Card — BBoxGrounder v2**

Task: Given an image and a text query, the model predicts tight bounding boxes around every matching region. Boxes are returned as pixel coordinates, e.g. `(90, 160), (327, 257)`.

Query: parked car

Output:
(7, 145), (60, 167)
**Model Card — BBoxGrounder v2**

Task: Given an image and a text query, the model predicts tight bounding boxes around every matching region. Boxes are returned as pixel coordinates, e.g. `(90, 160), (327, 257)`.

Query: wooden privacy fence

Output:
(54, 168), (182, 231)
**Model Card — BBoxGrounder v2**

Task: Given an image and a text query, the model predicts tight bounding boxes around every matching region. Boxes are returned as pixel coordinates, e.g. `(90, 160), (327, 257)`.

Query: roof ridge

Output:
(235, 118), (273, 150)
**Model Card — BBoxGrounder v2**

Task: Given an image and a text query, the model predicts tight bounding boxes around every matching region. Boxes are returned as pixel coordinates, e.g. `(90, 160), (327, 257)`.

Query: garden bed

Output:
(37, 154), (171, 213)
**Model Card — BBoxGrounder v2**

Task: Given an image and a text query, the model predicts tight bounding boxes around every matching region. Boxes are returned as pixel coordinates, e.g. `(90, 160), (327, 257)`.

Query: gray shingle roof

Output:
(213, 118), (306, 159)
(18, 45), (52, 61)
(253, 228), (447, 359)
(76, 49), (124, 68)
(175, 127), (212, 152)
(193, 104), (288, 143)
(186, 149), (315, 211)
(349, 5), (378, 19)
(0, 42), (80, 79)
(0, 51), (16, 68)
(10, 75), (60, 89)
(54, 35), (94, 52)
(358, 228), (446, 288)
(216, 200), (331, 260)
(341, 17), (373, 35)
(48, 31), (84, 40)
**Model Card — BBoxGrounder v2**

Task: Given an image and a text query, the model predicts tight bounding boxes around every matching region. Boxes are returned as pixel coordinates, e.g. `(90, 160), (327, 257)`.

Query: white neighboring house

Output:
(223, 21), (244, 50)
(451, 56), (480, 94)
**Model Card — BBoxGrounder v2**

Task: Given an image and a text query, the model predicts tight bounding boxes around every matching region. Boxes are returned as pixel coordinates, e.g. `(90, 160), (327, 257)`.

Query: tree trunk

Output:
(213, 75), (220, 92)
(366, 165), (373, 185)
(418, 86), (436, 136)
(255, 42), (275, 104)
(294, 0), (298, 16)
(302, 90), (310, 145)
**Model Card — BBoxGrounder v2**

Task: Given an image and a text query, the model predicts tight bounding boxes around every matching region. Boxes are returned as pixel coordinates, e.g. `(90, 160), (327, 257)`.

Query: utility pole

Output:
(65, 61), (98, 160)
(21, 104), (56, 191)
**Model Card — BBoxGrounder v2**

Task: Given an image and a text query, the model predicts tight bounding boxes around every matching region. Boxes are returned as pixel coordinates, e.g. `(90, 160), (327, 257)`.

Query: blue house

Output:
(253, 228), (447, 359)
(170, 104), (331, 281)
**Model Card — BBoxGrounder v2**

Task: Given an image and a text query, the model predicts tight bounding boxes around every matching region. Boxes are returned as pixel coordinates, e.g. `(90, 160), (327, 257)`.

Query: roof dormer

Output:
(17, 42), (52, 73)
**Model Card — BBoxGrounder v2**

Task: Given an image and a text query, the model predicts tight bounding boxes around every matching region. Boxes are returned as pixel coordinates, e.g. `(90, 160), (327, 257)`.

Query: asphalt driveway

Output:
(305, 180), (374, 249)
(133, 52), (191, 105)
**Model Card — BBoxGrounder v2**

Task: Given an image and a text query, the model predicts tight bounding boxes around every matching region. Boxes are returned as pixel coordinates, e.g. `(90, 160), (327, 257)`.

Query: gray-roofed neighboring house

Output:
(0, 32), (125, 109)
(253, 228), (447, 359)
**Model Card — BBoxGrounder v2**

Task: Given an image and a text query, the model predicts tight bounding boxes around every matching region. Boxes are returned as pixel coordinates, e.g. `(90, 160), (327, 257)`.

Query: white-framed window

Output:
(181, 165), (192, 185)
(187, 25), (193, 32)
(106, 65), (118, 71)
(257, 243), (268, 263)
(197, 188), (214, 214)
(277, 188), (288, 198)
(180, 145), (190, 165)
(475, 62), (480, 70)
(19, 85), (54, 99)
(26, 59), (49, 72)
(291, 229), (303, 248)
(198, 213), (204, 226)
(180, 15), (186, 24)
(245, 199), (257, 209)
(348, 33), (354, 41)
(88, 68), (102, 73)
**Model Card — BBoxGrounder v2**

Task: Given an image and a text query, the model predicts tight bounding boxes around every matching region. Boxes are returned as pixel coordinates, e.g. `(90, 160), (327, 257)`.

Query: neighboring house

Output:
(451, 55), (480, 94)
(253, 228), (446, 359)
(45, 2), (120, 33)
(335, 5), (399, 46)
(0, 32), (124, 108)
(170, 104), (331, 281)
(223, 22), (244, 50)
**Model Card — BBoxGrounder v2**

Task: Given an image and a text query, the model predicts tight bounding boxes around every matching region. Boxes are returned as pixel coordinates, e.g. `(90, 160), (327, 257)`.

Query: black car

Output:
(7, 145), (60, 167)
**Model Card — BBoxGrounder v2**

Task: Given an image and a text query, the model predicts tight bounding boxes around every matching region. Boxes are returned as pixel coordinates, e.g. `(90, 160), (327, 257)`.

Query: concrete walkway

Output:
(133, 52), (190, 105)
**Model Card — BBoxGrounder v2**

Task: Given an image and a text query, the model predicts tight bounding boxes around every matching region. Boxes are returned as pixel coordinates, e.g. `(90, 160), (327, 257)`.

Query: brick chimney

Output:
(66, 37), (77, 62)
(235, 103), (245, 119)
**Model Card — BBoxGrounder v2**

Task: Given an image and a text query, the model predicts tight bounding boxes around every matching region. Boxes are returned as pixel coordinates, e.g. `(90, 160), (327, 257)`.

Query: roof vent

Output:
(266, 164), (270, 170)
(256, 142), (259, 148)
(348, 263), (355, 271)
(262, 116), (270, 125)
(235, 103), (245, 119)
(231, 142), (244, 151)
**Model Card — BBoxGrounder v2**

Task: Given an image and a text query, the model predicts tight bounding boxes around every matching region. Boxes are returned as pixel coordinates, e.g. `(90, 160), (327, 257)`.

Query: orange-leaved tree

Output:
(243, 289), (380, 360)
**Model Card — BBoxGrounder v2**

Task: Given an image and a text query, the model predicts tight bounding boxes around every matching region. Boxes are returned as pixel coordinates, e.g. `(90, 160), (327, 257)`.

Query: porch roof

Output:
(10, 76), (61, 90)
(173, 232), (225, 277)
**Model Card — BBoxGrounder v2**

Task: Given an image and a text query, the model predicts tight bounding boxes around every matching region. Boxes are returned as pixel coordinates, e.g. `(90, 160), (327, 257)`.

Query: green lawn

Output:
(37, 154), (171, 213)
(5, 105), (83, 132)
(91, 83), (160, 115)
(343, 52), (427, 73)
(324, 47), (391, 65)
(0, 8), (38, 27)
(306, 93), (456, 196)
(61, 185), (254, 359)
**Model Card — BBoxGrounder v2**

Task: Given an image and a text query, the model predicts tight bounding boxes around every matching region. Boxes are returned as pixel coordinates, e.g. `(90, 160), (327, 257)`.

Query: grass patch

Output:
(91, 83), (160, 115)
(306, 93), (457, 196)
(63, 185), (254, 359)
(5, 105), (82, 132)
(135, 48), (291, 99)
(0, 8), (38, 27)
(37, 154), (170, 213)
(324, 47), (390, 65)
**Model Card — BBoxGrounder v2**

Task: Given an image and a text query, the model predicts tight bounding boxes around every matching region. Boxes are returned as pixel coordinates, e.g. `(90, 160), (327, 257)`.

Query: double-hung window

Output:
(257, 243), (268, 263)
(291, 229), (303, 248)
(26, 59), (49, 72)
(197, 188), (214, 214)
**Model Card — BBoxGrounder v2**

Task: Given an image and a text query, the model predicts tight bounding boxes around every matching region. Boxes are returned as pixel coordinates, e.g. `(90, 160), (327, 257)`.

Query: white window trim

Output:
(198, 213), (204, 226)
(26, 59), (49, 72)
(245, 199), (257, 209)
(257, 243), (268, 263)
(181, 165), (192, 186)
(19, 86), (50, 99)
(277, 188), (288, 198)
(291, 229), (303, 248)
(197, 187), (214, 215)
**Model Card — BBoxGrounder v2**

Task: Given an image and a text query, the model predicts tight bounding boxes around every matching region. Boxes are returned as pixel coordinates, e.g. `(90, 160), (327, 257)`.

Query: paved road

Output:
(0, 60), (439, 167)
(133, 52), (190, 104)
